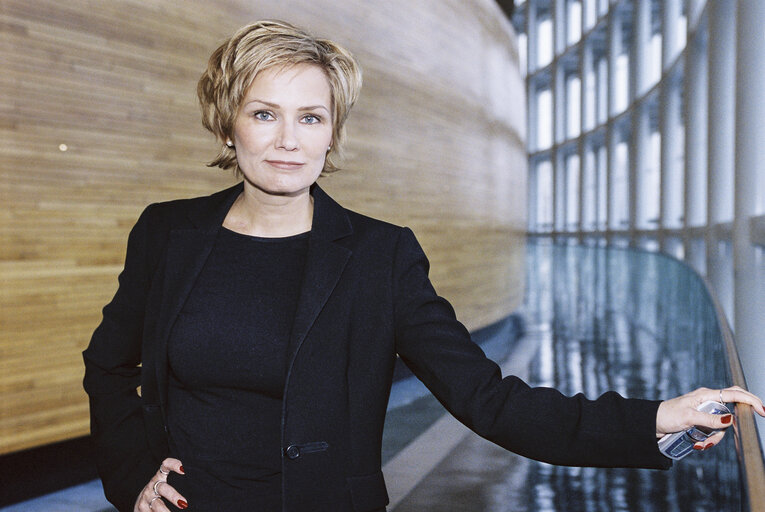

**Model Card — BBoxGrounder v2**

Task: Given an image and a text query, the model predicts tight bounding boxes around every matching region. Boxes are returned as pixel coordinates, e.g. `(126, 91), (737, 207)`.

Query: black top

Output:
(165, 227), (309, 511)
(83, 183), (670, 512)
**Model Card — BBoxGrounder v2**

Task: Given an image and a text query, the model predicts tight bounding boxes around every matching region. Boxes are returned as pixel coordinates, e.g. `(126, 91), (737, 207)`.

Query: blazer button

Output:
(285, 445), (300, 460)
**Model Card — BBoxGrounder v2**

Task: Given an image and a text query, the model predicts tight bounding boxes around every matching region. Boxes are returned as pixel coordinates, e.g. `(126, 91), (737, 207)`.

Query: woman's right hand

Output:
(133, 457), (188, 511)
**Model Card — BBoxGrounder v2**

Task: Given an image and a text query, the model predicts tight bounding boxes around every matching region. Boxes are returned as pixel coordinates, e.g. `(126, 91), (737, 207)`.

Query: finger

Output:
(136, 482), (159, 512)
(155, 480), (189, 510)
(160, 457), (185, 475)
(136, 487), (170, 512)
(698, 431), (726, 451)
(720, 386), (752, 402)
(720, 387), (765, 416)
(137, 459), (186, 511)
(145, 495), (170, 512)
(688, 409), (734, 431)
(705, 430), (726, 446)
(690, 429), (726, 452)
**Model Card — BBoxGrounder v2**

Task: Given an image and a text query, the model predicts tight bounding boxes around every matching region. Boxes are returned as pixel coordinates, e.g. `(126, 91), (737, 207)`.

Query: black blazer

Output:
(83, 183), (670, 512)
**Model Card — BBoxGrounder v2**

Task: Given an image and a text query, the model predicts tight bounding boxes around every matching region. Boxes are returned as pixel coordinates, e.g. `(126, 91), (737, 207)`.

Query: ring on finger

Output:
(158, 466), (170, 475)
(149, 496), (162, 510)
(719, 389), (725, 404)
(153, 480), (163, 496)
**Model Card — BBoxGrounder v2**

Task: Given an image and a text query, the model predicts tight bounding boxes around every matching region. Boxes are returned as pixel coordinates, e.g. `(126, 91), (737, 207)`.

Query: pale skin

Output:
(222, 63), (334, 238)
(135, 63), (765, 510)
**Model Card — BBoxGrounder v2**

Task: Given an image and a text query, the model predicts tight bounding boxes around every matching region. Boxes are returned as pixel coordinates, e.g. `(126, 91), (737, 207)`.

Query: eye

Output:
(252, 110), (274, 121)
(301, 114), (322, 124)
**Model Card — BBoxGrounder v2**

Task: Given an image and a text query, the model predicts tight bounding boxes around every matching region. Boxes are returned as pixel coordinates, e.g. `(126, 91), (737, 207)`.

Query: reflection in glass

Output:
(518, 241), (741, 511)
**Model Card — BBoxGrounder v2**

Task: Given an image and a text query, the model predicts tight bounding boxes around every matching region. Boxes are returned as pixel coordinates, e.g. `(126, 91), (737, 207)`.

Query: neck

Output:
(224, 183), (314, 237)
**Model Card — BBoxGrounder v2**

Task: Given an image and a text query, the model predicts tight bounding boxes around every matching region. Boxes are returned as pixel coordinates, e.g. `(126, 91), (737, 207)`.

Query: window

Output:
(516, 0), (713, 247)
(536, 159), (554, 231)
(536, 87), (553, 149)
(538, 15), (554, 67)
(582, 144), (596, 230)
(566, 73), (581, 137)
(567, 0), (583, 44)
(596, 144), (607, 229)
(612, 138), (629, 229)
(565, 152), (580, 230)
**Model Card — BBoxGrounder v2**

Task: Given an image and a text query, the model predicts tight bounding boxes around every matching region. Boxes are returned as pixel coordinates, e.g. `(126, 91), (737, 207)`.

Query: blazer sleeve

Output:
(391, 227), (672, 470)
(82, 204), (164, 511)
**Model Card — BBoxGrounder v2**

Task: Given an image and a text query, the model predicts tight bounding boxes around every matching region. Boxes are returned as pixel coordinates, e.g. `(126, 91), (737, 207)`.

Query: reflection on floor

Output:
(2, 241), (742, 511)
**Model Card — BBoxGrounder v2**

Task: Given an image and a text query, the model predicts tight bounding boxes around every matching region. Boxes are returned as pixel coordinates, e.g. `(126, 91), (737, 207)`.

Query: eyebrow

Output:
(244, 99), (330, 114)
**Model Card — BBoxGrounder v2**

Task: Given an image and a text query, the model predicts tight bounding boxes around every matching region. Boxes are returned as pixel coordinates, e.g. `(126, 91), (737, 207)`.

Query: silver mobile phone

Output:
(657, 400), (731, 460)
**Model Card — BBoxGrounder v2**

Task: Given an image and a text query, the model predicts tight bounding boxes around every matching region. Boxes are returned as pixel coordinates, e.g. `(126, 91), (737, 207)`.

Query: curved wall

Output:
(0, 0), (526, 453)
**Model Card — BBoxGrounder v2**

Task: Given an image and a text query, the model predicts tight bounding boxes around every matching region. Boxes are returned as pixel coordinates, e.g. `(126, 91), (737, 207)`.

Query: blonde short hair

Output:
(197, 20), (363, 174)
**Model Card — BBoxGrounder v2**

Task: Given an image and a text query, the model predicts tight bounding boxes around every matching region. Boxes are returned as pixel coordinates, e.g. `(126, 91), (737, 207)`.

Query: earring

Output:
(226, 140), (234, 148)
(327, 145), (332, 152)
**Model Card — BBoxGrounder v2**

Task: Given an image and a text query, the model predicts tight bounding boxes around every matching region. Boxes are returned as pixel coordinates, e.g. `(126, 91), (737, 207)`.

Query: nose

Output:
(276, 121), (298, 151)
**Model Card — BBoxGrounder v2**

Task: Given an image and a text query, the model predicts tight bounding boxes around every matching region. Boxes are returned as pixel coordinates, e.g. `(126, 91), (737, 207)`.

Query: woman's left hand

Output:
(656, 386), (765, 450)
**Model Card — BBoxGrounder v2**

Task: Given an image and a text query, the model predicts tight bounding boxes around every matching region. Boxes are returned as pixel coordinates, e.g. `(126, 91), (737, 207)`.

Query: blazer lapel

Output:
(286, 184), (353, 366)
(150, 182), (352, 409)
(154, 183), (242, 410)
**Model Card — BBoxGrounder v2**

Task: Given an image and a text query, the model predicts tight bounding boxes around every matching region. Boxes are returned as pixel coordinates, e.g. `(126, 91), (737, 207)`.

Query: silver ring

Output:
(719, 389), (725, 404)
(149, 496), (161, 510)
(158, 466), (170, 475)
(153, 480), (163, 496)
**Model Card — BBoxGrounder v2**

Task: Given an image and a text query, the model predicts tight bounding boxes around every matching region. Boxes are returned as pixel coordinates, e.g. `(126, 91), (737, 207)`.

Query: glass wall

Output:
(514, 0), (765, 447)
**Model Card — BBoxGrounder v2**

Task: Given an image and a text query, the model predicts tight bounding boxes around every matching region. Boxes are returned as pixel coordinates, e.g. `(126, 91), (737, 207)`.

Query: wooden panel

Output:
(0, 0), (526, 454)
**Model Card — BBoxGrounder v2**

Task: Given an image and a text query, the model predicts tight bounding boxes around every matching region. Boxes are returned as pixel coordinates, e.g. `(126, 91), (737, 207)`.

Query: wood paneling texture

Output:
(0, 0), (526, 454)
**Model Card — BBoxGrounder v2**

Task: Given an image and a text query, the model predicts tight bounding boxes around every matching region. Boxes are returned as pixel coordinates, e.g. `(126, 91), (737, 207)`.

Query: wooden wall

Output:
(0, 0), (526, 454)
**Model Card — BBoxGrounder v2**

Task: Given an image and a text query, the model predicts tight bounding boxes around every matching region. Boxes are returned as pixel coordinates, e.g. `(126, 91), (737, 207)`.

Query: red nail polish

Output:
(178, 499), (188, 509)
(180, 465), (185, 474)
(693, 444), (703, 450)
(703, 444), (713, 450)
(721, 414), (732, 425)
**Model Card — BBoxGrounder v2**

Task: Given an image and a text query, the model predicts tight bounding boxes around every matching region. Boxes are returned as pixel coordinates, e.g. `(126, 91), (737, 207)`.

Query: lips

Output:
(265, 160), (304, 170)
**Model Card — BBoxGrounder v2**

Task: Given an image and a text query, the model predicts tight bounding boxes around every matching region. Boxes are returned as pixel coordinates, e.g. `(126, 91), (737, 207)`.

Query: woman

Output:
(83, 20), (765, 512)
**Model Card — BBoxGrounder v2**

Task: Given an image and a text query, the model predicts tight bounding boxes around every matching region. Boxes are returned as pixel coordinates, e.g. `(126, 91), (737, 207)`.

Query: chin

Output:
(241, 166), (322, 197)
(250, 179), (314, 197)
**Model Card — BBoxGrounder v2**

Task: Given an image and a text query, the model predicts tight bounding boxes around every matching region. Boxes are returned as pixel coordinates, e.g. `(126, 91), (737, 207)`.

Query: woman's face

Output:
(232, 63), (334, 198)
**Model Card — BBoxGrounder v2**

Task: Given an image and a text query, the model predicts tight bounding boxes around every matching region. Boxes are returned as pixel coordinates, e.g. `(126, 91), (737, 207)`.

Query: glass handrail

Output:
(522, 239), (762, 510)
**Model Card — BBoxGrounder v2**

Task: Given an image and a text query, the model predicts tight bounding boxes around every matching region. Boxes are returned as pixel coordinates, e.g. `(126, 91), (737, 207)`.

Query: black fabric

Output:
(83, 183), (671, 512)
(347, 471), (389, 512)
(165, 228), (308, 511)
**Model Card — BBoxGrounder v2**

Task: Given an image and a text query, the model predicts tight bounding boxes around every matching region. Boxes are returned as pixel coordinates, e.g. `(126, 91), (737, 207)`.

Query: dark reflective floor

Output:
(393, 240), (742, 511)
